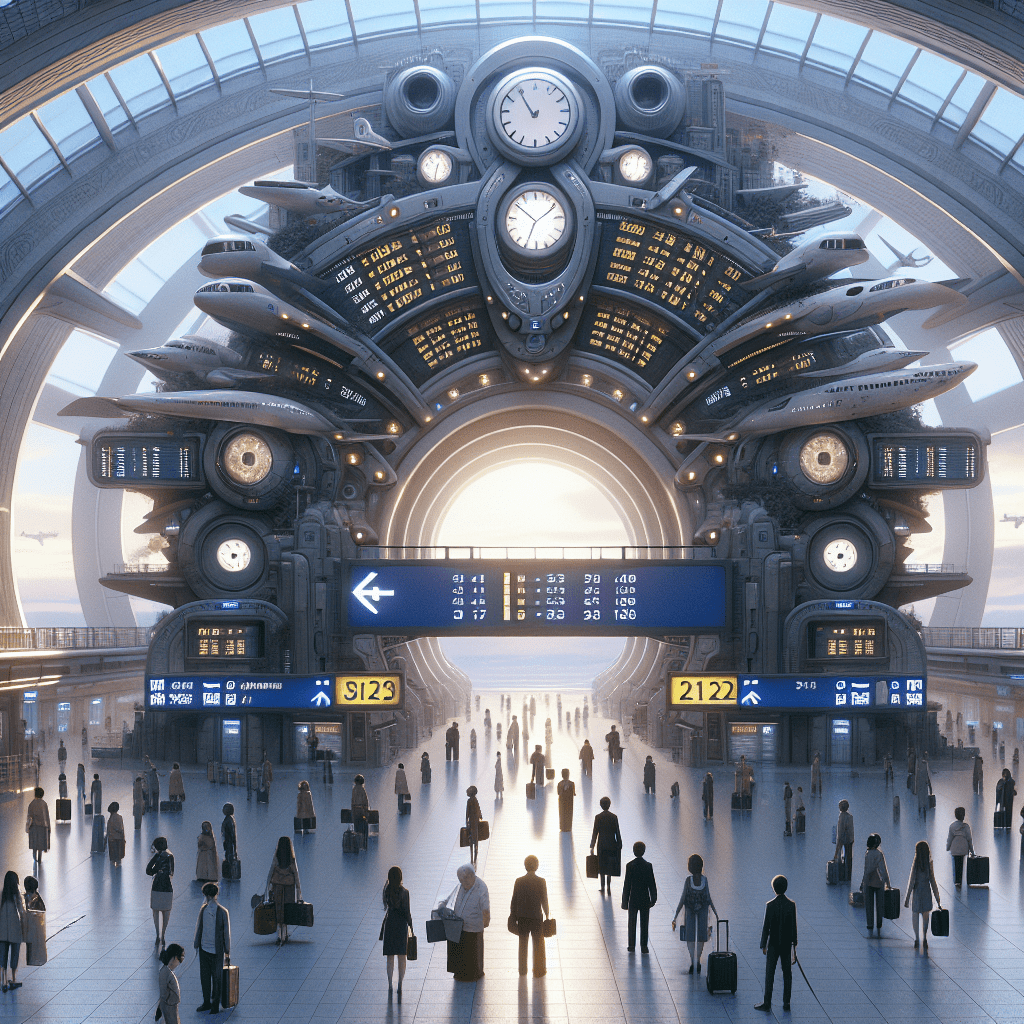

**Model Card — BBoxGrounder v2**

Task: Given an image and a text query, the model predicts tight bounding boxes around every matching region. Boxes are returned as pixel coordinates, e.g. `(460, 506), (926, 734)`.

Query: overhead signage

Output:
(737, 675), (925, 709)
(868, 432), (983, 488)
(146, 673), (403, 711)
(669, 675), (738, 706)
(344, 561), (728, 634)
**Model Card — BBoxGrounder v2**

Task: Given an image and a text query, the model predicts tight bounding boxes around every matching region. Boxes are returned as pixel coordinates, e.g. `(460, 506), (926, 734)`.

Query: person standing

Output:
(147, 837), (175, 947)
(783, 782), (793, 836)
(904, 841), (941, 950)
(621, 841), (657, 954)
(445, 721), (460, 761)
(465, 786), (482, 862)
(352, 775), (370, 844)
(0, 872), (26, 992)
(859, 834), (890, 935)
(470, 729), (477, 751)
(146, 756), (160, 812)
(196, 822), (218, 883)
(946, 806), (975, 888)
(296, 780), (316, 834)
(158, 943), (185, 1024)
(58, 772), (68, 801)
(133, 775), (146, 830)
(221, 805), (237, 867)
(605, 725), (621, 762)
(267, 837), (301, 946)
(510, 856), (550, 978)
(834, 800), (855, 881)
(260, 756), (273, 801)
(883, 752), (894, 787)
(106, 801), (126, 868)
(556, 769), (575, 832)
(57, 739), (66, 772)
(448, 863), (490, 982)
(420, 752), (431, 784)
(811, 752), (822, 796)
(381, 866), (414, 994)
(579, 739), (594, 777)
(755, 875), (797, 1013)
(507, 715), (520, 758)
(590, 797), (623, 896)
(795, 787), (806, 833)
(915, 753), (932, 817)
(169, 763), (185, 804)
(494, 754), (504, 799)
(76, 763), (86, 801)
(643, 756), (656, 795)
(26, 787), (50, 864)
(529, 745), (546, 787)
(672, 853), (717, 974)
(90, 772), (102, 812)
(996, 768), (1016, 828)
(392, 762), (410, 814)
(193, 882), (230, 1013)
(23, 876), (45, 968)
(702, 772), (714, 820)
(973, 754), (983, 795)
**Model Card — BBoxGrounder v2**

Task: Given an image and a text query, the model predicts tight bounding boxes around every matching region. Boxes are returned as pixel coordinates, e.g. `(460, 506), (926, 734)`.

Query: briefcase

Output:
(526, 782), (536, 799)
(56, 799), (71, 822)
(425, 918), (447, 943)
(222, 858), (241, 880)
(795, 813), (805, 834)
(340, 808), (353, 823)
(222, 958), (239, 1007)
(460, 826), (471, 847)
(966, 855), (989, 885)
(84, 803), (92, 815)
(929, 794), (936, 808)
(543, 918), (556, 937)
(826, 859), (839, 885)
(883, 887), (901, 920)
(546, 768), (555, 780)
(849, 890), (865, 908)
(586, 854), (600, 878)
(406, 934), (418, 961)
(253, 902), (277, 935)
(284, 900), (314, 927)
(367, 809), (380, 824)
(930, 907), (949, 937)
(706, 918), (737, 995)
(294, 816), (316, 833)
(478, 820), (489, 841)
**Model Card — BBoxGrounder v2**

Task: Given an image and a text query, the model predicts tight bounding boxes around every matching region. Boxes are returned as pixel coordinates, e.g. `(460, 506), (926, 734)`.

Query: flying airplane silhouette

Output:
(21, 531), (58, 546)
(879, 236), (933, 269)
(1001, 514), (1024, 529)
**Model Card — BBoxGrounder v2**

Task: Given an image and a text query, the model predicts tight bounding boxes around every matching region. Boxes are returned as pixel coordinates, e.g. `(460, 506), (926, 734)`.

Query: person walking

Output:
(507, 715), (520, 758)
(133, 775), (146, 830)
(590, 797), (623, 896)
(352, 775), (370, 845)
(755, 875), (798, 1013)
(106, 801), (126, 867)
(510, 855), (550, 978)
(494, 754), (504, 798)
(643, 756), (656, 795)
(811, 752), (822, 795)
(266, 836), (301, 946)
(169, 763), (185, 804)
(447, 863), (490, 982)
(859, 834), (891, 935)
(445, 721), (460, 761)
(157, 943), (185, 1024)
(915, 753), (932, 817)
(996, 768), (1016, 828)
(193, 882), (230, 1013)
(973, 754), (983, 795)
(147, 837), (175, 947)
(529, 745), (546, 787)
(196, 822), (218, 883)
(259, 756), (273, 801)
(605, 725), (621, 762)
(884, 752), (894, 787)
(783, 782), (793, 836)
(905, 840), (941, 949)
(621, 841), (657, 954)
(394, 763), (410, 814)
(381, 866), (414, 994)
(672, 853), (716, 974)
(296, 780), (316, 834)
(579, 739), (594, 777)
(702, 772), (714, 820)
(556, 769), (575, 831)
(26, 787), (50, 864)
(420, 752), (431, 784)
(76, 763), (86, 801)
(146, 756), (160, 812)
(0, 872), (26, 992)
(834, 800), (855, 881)
(465, 786), (483, 862)
(221, 805), (237, 868)
(946, 806), (975, 888)
(90, 772), (102, 812)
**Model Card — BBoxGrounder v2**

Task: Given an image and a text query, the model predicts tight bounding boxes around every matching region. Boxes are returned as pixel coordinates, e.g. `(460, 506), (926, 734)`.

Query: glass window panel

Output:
(247, 8), (304, 62)
(715, 0), (769, 45)
(761, 5), (817, 55)
(35, 91), (100, 160)
(0, 115), (60, 189)
(46, 329), (118, 397)
(107, 54), (170, 118)
(804, 15), (869, 74)
(971, 89), (1024, 158)
(199, 21), (260, 78)
(852, 33), (917, 94)
(0, 163), (21, 214)
(84, 76), (130, 131)
(654, 0), (717, 34)
(105, 260), (164, 315)
(538, 0), (585, 20)
(154, 35), (214, 98)
(593, 0), (652, 23)
(478, 0), (531, 20)
(941, 71), (984, 129)
(350, 0), (418, 37)
(896, 50), (964, 116)
(952, 328), (1023, 402)
(297, 0), (353, 45)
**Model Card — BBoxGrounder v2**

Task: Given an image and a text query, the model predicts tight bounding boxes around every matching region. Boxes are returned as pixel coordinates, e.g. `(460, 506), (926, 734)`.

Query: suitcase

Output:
(478, 820), (490, 841)
(929, 794), (936, 808)
(586, 854), (600, 878)
(340, 808), (353, 823)
(159, 800), (182, 813)
(849, 890), (865, 908)
(930, 907), (949, 937)
(222, 858), (241, 880)
(294, 816), (316, 833)
(966, 856), (989, 885)
(546, 768), (555, 780)
(222, 960), (239, 1008)
(342, 828), (360, 853)
(795, 813), (805, 835)
(826, 858), (840, 886)
(256, 787), (269, 804)
(253, 902), (276, 935)
(526, 782), (536, 799)
(90, 813), (106, 854)
(84, 803), (92, 816)
(284, 901), (314, 927)
(460, 826), (471, 847)
(398, 794), (411, 815)
(883, 887), (901, 920)
(706, 918), (737, 994)
(56, 799), (71, 822)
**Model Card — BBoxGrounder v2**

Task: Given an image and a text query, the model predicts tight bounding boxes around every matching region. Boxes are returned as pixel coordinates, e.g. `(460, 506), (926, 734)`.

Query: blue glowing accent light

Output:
(218, 601), (240, 610)
(832, 601), (856, 609)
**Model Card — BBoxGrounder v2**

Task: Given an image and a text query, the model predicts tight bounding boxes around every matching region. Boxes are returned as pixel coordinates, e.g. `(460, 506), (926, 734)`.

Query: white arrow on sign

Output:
(311, 691), (330, 707)
(741, 691), (761, 706)
(352, 571), (395, 614)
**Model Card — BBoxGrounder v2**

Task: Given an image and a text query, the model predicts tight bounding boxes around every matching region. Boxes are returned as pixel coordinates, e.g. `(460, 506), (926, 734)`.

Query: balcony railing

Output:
(0, 627), (151, 651)
(899, 564), (961, 574)
(922, 627), (1024, 651)
(356, 545), (710, 560)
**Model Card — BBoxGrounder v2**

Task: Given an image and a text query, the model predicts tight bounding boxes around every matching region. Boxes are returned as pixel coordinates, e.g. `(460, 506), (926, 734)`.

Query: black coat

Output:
(759, 893), (798, 952)
(621, 856), (657, 910)
(590, 810), (622, 852)
(511, 872), (548, 922)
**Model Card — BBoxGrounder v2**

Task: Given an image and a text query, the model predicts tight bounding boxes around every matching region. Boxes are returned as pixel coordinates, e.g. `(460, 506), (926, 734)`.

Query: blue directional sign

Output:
(738, 675), (925, 710)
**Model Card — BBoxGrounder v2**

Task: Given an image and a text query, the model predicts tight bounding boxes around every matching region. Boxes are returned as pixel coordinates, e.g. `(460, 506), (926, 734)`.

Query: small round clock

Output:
(618, 147), (653, 184)
(417, 148), (454, 186)
(489, 68), (582, 164)
(497, 183), (574, 267)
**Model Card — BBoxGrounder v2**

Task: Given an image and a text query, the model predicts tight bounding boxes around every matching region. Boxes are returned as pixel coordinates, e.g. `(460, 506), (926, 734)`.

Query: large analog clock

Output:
(489, 68), (582, 164)
(497, 183), (575, 268)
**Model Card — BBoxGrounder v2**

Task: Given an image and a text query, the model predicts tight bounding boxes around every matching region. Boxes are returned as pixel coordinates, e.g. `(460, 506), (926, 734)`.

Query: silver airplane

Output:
(21, 531), (57, 546)
(1001, 514), (1024, 529)
(795, 347), (928, 379)
(127, 335), (258, 385)
(738, 233), (870, 293)
(238, 180), (365, 215)
(879, 236), (933, 269)
(198, 235), (298, 281)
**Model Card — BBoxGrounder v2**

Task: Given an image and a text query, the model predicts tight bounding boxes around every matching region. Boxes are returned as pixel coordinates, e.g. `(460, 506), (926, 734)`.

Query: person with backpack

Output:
(946, 806), (975, 888)
(146, 837), (175, 948)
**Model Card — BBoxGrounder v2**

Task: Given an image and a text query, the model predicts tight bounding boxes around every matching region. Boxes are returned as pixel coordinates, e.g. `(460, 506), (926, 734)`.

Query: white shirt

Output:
(452, 878), (490, 933)
(201, 902), (218, 953)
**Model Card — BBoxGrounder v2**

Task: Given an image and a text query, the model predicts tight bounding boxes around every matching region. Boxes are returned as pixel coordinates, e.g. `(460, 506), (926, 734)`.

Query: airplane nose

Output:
(126, 350), (166, 364)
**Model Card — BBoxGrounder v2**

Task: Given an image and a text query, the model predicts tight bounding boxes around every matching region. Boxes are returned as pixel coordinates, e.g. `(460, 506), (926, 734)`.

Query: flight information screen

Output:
(738, 674), (925, 709)
(869, 433), (983, 488)
(186, 622), (264, 660)
(344, 561), (728, 634)
(383, 299), (494, 386)
(321, 218), (477, 337)
(93, 435), (202, 487)
(810, 620), (886, 660)
(594, 215), (746, 334)
(251, 348), (370, 407)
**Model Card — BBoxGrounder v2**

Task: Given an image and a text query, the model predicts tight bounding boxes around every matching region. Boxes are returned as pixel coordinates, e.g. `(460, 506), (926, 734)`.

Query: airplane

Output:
(736, 233), (870, 293)
(1001, 514), (1024, 529)
(268, 80), (347, 179)
(197, 235), (300, 281)
(238, 180), (372, 215)
(795, 347), (927, 379)
(878, 236), (933, 269)
(21, 531), (57, 546)
(319, 117), (392, 153)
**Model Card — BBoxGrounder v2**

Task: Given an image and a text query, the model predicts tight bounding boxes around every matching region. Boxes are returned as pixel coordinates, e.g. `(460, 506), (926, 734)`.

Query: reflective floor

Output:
(0, 700), (1020, 1024)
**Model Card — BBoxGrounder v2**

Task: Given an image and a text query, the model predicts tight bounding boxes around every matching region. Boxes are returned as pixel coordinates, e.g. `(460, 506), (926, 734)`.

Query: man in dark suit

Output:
(446, 722), (460, 761)
(756, 874), (797, 1012)
(589, 797), (623, 896)
(621, 841), (657, 953)
(510, 855), (550, 977)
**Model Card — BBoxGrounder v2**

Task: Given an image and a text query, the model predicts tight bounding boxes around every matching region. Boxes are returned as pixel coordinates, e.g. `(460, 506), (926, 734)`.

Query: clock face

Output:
(619, 148), (652, 183)
(488, 69), (581, 163)
(822, 538), (858, 573)
(419, 149), (453, 184)
(504, 190), (567, 251)
(216, 539), (252, 573)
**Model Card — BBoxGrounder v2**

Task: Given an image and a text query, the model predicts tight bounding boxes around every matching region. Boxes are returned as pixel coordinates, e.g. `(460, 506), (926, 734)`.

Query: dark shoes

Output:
(627, 947), (635, 953)
(696, 962), (701, 974)
(641, 948), (649, 955)
(783, 1004), (790, 1011)
(197, 1005), (211, 1012)
(755, 1003), (772, 1012)
(688, 965), (694, 975)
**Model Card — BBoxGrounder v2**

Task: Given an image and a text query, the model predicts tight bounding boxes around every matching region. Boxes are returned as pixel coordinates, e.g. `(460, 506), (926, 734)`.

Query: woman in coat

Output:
(196, 821), (218, 883)
(267, 836), (301, 945)
(0, 871), (25, 992)
(905, 840), (942, 949)
(494, 754), (504, 798)
(394, 763), (410, 812)
(26, 787), (50, 863)
(579, 740), (594, 777)
(76, 763), (86, 801)
(380, 865), (413, 993)
(702, 772), (714, 820)
(859, 833), (891, 935)
(946, 806), (975, 887)
(146, 836), (174, 946)
(915, 754), (932, 817)
(448, 862), (490, 982)
(132, 775), (146, 830)
(221, 804), (237, 866)
(296, 780), (316, 834)
(465, 786), (482, 862)
(106, 801), (126, 867)
(672, 853), (717, 974)
(556, 769), (575, 831)
(168, 763), (185, 803)
(89, 773), (102, 811)
(352, 775), (370, 842)
(157, 943), (185, 1024)
(589, 796), (623, 896)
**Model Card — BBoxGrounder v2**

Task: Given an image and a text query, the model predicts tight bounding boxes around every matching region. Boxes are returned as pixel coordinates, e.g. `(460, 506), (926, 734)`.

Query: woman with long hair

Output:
(672, 853), (718, 974)
(904, 840), (942, 949)
(146, 836), (175, 947)
(380, 866), (413, 994)
(196, 821), (218, 883)
(266, 836), (301, 945)
(0, 871), (25, 991)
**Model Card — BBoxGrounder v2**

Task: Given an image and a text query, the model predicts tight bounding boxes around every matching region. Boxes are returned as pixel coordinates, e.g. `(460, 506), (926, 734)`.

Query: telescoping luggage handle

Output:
(715, 913), (729, 953)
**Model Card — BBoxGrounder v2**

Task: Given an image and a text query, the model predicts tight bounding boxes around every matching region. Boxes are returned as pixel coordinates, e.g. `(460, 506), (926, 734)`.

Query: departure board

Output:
(344, 561), (728, 634)
(869, 433), (983, 489)
(383, 300), (494, 386)
(810, 620), (886, 660)
(577, 296), (689, 385)
(186, 622), (264, 660)
(321, 218), (477, 337)
(92, 434), (202, 487)
(251, 348), (369, 407)
(594, 215), (746, 333)
(737, 674), (925, 709)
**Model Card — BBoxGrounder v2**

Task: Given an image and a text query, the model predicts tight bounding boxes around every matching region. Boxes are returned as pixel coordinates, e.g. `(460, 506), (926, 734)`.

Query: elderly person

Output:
(447, 863), (490, 982)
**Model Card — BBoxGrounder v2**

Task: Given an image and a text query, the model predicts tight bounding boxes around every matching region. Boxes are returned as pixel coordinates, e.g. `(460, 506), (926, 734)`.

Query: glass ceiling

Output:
(0, 0), (1022, 219)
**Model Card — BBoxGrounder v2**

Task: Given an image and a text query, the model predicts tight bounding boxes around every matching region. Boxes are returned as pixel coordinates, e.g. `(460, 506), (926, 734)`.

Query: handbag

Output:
(507, 913), (519, 935)
(428, 886), (464, 942)
(543, 918), (557, 937)
(425, 919), (447, 943)
(284, 900), (314, 927)
(406, 933), (418, 961)
(253, 901), (277, 935)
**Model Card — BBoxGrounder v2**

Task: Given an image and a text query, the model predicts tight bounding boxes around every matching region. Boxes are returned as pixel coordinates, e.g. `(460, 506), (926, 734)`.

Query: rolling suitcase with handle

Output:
(222, 956), (239, 1007)
(526, 782), (536, 799)
(883, 887), (901, 920)
(706, 918), (737, 995)
(930, 907), (949, 937)
(966, 855), (989, 885)
(56, 799), (71, 822)
(826, 858), (839, 885)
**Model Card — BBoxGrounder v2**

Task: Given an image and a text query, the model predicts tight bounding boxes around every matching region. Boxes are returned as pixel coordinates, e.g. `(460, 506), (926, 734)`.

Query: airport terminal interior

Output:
(1, 0), (1024, 1021)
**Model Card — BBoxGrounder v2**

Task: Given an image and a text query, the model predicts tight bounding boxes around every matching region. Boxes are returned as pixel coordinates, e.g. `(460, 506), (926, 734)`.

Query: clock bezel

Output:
(417, 147), (455, 187)
(496, 183), (575, 266)
(488, 68), (583, 165)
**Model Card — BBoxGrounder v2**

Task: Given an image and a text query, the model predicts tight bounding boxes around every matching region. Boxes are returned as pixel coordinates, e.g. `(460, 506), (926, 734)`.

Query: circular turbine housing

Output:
(204, 424), (296, 511)
(177, 501), (273, 598)
(776, 425), (868, 510)
(800, 503), (895, 600)
(613, 66), (685, 137)
(384, 65), (457, 137)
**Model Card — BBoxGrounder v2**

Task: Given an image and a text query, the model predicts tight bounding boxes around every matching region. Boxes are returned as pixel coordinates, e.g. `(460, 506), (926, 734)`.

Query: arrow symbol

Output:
(311, 691), (330, 707)
(741, 691), (761, 706)
(353, 571), (395, 614)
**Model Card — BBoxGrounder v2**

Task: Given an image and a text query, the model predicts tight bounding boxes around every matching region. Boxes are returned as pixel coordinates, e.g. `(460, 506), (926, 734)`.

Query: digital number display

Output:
(811, 620), (885, 660)
(93, 435), (201, 486)
(345, 561), (728, 634)
(669, 675), (738, 706)
(594, 215), (745, 333)
(336, 674), (401, 707)
(252, 349), (370, 408)
(321, 218), (477, 337)
(737, 675), (925, 709)
(383, 300), (493, 386)
(186, 623), (263, 660)
(577, 297), (686, 384)
(869, 433), (983, 488)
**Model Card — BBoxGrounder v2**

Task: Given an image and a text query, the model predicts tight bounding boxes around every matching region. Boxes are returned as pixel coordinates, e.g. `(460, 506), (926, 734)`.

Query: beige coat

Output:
(168, 768), (185, 799)
(26, 797), (50, 853)
(158, 963), (181, 1024)
(296, 787), (316, 818)
(394, 769), (410, 796)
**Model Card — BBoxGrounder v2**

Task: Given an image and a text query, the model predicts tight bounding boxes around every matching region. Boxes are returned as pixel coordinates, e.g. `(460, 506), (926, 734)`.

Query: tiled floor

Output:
(0, 698), (1019, 1024)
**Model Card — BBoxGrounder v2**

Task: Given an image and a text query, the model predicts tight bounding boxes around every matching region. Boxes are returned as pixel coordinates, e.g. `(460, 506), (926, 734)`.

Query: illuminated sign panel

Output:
(669, 675), (738, 706)
(93, 435), (202, 487)
(810, 620), (886, 660)
(578, 297), (685, 384)
(868, 433), (983, 488)
(186, 623), (264, 660)
(146, 673), (403, 710)
(384, 300), (493, 385)
(737, 675), (925, 709)
(252, 349), (369, 407)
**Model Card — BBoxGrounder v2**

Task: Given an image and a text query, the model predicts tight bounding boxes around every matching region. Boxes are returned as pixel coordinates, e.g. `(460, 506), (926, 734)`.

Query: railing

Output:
(922, 627), (1024, 651)
(0, 627), (151, 651)
(0, 754), (37, 794)
(899, 563), (961, 574)
(356, 545), (710, 560)
(111, 563), (170, 574)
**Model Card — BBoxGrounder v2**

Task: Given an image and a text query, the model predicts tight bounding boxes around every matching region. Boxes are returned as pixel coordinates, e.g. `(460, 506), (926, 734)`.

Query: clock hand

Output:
(515, 201), (538, 223)
(518, 88), (540, 118)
